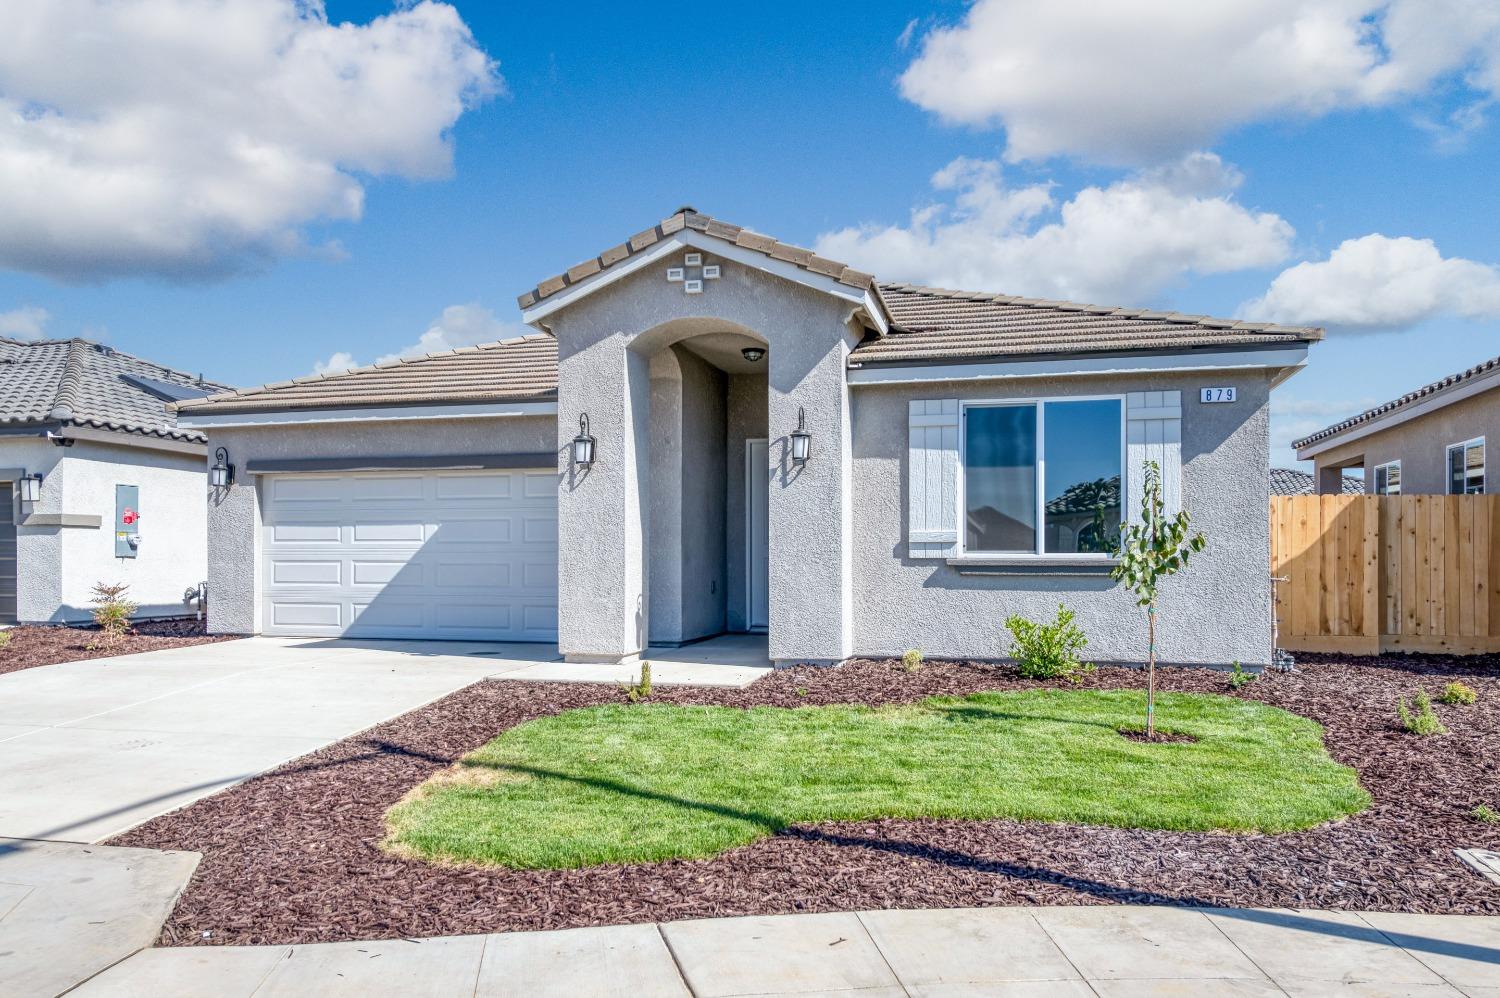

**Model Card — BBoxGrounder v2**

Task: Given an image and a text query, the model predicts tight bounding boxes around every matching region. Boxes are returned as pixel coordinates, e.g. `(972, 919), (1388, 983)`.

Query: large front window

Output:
(963, 398), (1123, 556)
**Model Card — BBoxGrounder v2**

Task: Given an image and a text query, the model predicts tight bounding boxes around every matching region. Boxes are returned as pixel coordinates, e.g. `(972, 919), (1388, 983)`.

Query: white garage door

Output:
(260, 469), (558, 641)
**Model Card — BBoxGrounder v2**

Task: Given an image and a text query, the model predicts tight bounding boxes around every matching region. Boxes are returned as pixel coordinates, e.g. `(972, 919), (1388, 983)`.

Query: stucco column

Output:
(556, 332), (651, 662)
(1316, 464), (1351, 495)
(206, 443), (260, 636)
(767, 332), (855, 665)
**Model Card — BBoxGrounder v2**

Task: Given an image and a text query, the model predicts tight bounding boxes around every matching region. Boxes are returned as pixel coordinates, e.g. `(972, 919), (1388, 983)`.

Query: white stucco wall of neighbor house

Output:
(850, 370), (1276, 667)
(547, 255), (860, 665)
(199, 415), (558, 635)
(0, 436), (207, 623)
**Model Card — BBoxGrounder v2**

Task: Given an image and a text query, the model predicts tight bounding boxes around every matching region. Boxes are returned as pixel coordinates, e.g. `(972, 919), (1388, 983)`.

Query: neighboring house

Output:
(176, 208), (1321, 667)
(1270, 467), (1363, 496)
(0, 338), (228, 624)
(1295, 354), (1499, 496)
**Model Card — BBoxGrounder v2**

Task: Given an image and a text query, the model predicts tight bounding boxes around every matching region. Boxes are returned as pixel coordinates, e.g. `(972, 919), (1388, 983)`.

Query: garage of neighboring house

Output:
(174, 334), (562, 642)
(259, 467), (558, 641)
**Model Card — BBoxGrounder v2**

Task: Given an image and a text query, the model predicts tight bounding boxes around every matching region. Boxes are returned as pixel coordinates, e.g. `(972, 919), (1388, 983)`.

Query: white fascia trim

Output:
(848, 345), (1307, 386)
(178, 400), (558, 429)
(520, 231), (875, 329)
(1297, 366), (1500, 460)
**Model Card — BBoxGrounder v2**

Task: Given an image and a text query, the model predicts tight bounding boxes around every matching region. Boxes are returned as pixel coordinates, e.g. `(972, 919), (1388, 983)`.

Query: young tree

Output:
(1111, 461), (1206, 736)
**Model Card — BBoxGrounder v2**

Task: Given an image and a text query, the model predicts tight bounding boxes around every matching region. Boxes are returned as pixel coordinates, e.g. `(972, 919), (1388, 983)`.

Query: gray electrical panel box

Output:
(114, 484), (139, 558)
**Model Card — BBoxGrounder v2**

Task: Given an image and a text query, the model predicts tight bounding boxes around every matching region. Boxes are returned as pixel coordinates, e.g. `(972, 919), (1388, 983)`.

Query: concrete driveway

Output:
(0, 636), (560, 843)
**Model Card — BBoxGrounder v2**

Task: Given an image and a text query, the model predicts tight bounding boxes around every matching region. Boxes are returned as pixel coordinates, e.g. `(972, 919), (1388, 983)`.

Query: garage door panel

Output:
(262, 469), (558, 641)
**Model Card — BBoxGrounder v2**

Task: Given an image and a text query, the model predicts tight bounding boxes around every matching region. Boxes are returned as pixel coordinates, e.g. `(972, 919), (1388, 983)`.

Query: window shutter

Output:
(908, 399), (959, 558)
(1126, 391), (1182, 523)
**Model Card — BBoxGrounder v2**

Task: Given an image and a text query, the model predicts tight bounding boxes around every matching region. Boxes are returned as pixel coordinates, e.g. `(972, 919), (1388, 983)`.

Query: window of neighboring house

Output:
(1373, 461), (1402, 496)
(1447, 438), (1486, 495)
(962, 397), (1123, 557)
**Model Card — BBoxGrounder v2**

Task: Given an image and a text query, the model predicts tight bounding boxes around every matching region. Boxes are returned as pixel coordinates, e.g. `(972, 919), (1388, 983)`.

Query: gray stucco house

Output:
(177, 209), (1321, 667)
(0, 337), (226, 623)
(1296, 353), (1497, 496)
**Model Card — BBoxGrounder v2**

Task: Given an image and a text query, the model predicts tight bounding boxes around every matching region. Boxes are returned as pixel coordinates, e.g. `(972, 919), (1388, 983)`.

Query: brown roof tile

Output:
(850, 283), (1322, 366)
(1293, 353), (1500, 450)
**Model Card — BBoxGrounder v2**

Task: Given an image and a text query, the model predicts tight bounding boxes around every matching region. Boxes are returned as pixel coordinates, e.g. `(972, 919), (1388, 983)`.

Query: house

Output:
(175, 209), (1322, 667)
(1295, 354), (1498, 495)
(1270, 467), (1362, 496)
(0, 338), (229, 624)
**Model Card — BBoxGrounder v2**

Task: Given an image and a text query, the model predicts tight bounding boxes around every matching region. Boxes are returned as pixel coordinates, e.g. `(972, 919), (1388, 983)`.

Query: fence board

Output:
(1271, 494), (1500, 655)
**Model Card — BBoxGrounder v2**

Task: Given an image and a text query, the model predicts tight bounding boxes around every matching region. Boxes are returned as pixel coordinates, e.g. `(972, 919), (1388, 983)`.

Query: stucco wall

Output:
(202, 414), (557, 635)
(1311, 384), (1500, 494)
(0, 436), (204, 623)
(850, 370), (1275, 666)
(549, 255), (858, 664)
(724, 372), (768, 632)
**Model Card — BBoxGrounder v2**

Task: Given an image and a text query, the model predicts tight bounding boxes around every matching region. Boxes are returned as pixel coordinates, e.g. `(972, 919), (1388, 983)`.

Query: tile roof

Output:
(0, 338), (227, 444)
(1293, 353), (1500, 450)
(850, 284), (1323, 365)
(516, 207), (881, 312)
(175, 335), (557, 415)
(1271, 467), (1363, 496)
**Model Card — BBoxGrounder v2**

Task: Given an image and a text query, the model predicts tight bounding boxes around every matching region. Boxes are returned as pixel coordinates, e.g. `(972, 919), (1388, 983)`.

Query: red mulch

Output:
(0, 618), (233, 676)
(110, 653), (1500, 947)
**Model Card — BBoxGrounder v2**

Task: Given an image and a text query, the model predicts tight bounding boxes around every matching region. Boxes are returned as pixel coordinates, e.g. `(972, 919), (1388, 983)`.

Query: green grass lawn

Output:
(384, 690), (1369, 870)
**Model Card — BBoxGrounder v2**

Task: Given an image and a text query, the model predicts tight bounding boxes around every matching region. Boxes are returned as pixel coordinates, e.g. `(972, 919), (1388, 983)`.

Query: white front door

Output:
(260, 469), (558, 641)
(746, 439), (769, 630)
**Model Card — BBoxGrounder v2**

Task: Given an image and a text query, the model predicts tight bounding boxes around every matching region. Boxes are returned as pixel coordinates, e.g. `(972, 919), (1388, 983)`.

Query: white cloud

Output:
(815, 152), (1293, 305)
(1241, 234), (1500, 331)
(898, 0), (1500, 164)
(0, 306), (50, 340)
(310, 304), (523, 376)
(0, 0), (498, 282)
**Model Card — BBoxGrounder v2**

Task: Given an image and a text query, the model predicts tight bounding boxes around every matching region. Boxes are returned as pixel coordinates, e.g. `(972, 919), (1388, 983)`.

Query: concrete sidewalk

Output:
(73, 904), (1500, 997)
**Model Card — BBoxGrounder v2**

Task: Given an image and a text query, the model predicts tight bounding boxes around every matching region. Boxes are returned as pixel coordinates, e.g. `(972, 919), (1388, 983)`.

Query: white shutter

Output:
(1126, 391), (1182, 523)
(908, 399), (959, 558)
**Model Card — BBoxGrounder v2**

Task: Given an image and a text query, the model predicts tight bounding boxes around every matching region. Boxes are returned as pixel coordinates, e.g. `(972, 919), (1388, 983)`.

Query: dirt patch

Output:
(0, 618), (233, 676)
(110, 652), (1500, 946)
(1117, 726), (1198, 744)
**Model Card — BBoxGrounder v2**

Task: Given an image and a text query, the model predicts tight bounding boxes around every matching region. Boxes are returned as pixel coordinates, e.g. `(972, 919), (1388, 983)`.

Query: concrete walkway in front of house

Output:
(0, 634), (767, 845)
(70, 904), (1500, 997)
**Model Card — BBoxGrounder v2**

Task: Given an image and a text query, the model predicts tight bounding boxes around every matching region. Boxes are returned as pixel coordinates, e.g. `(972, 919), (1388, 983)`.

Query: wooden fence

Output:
(1270, 494), (1500, 655)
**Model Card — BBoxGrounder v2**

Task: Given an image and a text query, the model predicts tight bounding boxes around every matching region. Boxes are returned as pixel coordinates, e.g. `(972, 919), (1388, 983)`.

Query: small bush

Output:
(88, 582), (138, 649)
(901, 648), (924, 673)
(0, 630), (11, 651)
(1005, 605), (1091, 681)
(1228, 661), (1256, 690)
(1439, 681), (1478, 706)
(1397, 691), (1446, 737)
(623, 661), (653, 702)
(1473, 804), (1500, 824)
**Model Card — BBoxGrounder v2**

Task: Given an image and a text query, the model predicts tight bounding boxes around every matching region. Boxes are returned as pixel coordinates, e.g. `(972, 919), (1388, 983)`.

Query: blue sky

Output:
(2, 0), (1499, 468)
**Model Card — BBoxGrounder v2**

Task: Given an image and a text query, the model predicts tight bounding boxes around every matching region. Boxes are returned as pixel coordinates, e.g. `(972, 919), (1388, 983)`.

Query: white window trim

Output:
(956, 394), (1126, 561)
(1446, 436), (1486, 495)
(1373, 460), (1402, 496)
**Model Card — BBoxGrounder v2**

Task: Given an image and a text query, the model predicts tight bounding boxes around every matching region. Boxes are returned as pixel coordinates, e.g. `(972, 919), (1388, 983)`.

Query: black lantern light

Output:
(741, 346), (766, 363)
(790, 406), (812, 466)
(209, 447), (235, 489)
(17, 473), (42, 503)
(572, 414), (596, 468)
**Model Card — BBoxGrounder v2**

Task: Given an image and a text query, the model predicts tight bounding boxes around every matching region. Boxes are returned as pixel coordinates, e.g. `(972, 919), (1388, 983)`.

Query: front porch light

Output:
(572, 414), (596, 468)
(790, 406), (812, 466)
(741, 346), (766, 363)
(17, 473), (41, 503)
(209, 447), (235, 489)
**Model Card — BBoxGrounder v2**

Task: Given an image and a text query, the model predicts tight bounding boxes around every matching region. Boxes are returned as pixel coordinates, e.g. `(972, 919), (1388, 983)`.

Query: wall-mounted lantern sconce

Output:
(741, 346), (766, 363)
(209, 447), (235, 489)
(572, 414), (596, 468)
(17, 473), (42, 503)
(790, 406), (812, 466)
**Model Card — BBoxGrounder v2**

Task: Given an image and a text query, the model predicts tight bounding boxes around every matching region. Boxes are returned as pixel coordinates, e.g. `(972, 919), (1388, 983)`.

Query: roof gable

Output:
(1294, 353), (1500, 451)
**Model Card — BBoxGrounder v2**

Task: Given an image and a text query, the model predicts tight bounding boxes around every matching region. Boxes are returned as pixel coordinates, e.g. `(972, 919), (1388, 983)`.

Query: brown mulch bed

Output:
(0, 618), (234, 676)
(110, 653), (1500, 947)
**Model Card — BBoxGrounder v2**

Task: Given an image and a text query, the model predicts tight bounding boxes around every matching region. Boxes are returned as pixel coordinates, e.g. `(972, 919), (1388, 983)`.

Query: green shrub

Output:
(1005, 605), (1091, 681)
(1397, 691), (1446, 736)
(0, 630), (11, 651)
(901, 648), (924, 673)
(1474, 804), (1500, 824)
(1439, 681), (1478, 706)
(1228, 661), (1256, 690)
(88, 582), (138, 649)
(623, 661), (652, 702)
